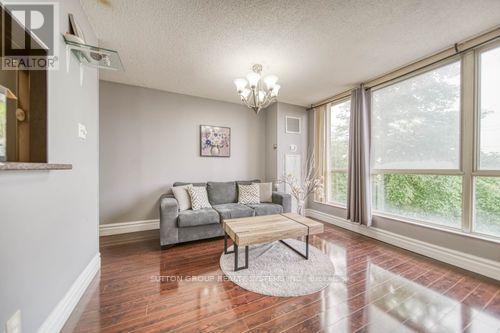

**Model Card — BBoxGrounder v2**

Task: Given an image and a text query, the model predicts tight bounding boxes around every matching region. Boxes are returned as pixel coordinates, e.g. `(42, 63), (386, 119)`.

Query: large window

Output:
(474, 177), (500, 237)
(327, 98), (351, 205)
(316, 40), (500, 241)
(474, 44), (500, 237)
(478, 45), (500, 170)
(372, 174), (462, 227)
(371, 61), (462, 228)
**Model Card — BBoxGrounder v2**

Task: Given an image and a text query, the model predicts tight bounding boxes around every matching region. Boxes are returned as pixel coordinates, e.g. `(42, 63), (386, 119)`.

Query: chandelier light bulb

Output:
(246, 72), (261, 88)
(234, 78), (248, 92)
(258, 90), (265, 102)
(240, 88), (251, 99)
(271, 84), (281, 96)
(264, 75), (278, 90)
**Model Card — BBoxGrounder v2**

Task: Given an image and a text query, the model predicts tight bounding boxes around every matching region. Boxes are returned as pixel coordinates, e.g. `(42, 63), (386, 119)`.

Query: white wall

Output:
(99, 81), (266, 224)
(0, 1), (99, 332)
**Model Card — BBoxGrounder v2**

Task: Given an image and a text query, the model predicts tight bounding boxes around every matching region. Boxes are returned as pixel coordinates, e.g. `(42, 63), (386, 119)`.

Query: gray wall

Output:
(0, 1), (99, 332)
(99, 81), (266, 224)
(306, 108), (500, 262)
(265, 103), (278, 182)
(263, 102), (309, 187)
(276, 102), (308, 192)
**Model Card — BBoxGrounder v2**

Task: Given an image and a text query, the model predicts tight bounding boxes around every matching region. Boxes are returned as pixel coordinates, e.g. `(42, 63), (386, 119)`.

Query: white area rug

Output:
(220, 239), (335, 297)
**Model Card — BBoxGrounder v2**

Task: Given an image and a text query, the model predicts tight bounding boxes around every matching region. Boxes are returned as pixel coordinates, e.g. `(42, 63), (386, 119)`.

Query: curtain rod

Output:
(307, 27), (500, 111)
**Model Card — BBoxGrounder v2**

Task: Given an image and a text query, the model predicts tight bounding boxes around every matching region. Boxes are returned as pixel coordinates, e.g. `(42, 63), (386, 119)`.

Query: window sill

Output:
(373, 212), (500, 244)
(312, 200), (347, 210)
(0, 162), (72, 171)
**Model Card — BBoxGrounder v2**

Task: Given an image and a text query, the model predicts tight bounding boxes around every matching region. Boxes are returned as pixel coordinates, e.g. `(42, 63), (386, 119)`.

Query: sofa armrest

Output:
(272, 191), (292, 213)
(159, 194), (179, 247)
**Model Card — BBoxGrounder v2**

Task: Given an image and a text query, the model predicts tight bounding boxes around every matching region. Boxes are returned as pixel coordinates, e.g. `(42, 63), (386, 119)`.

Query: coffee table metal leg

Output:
(234, 243), (238, 270)
(234, 244), (249, 271)
(305, 235), (309, 259)
(244, 246), (249, 269)
(280, 235), (309, 259)
(224, 232), (234, 254)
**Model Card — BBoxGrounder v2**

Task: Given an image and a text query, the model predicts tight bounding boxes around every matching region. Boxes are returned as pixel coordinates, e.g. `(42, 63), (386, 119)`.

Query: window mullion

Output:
(461, 51), (475, 233)
(325, 103), (332, 202)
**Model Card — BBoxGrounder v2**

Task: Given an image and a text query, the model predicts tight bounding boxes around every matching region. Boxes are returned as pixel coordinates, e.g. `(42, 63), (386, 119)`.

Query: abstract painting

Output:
(200, 125), (231, 157)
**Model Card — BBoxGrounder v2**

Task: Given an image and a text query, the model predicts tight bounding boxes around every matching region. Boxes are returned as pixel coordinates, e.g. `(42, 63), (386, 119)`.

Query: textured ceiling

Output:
(80, 0), (500, 106)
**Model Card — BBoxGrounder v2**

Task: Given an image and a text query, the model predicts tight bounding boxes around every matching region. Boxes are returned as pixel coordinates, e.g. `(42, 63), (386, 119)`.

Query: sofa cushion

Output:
(187, 186), (212, 210)
(177, 208), (220, 227)
(238, 184), (260, 204)
(171, 184), (192, 211)
(246, 203), (283, 216)
(207, 181), (237, 205)
(254, 182), (273, 203)
(174, 182), (206, 187)
(213, 203), (255, 221)
(236, 179), (261, 185)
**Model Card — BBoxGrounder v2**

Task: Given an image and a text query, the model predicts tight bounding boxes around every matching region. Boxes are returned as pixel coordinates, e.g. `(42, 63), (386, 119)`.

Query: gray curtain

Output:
(347, 85), (372, 226)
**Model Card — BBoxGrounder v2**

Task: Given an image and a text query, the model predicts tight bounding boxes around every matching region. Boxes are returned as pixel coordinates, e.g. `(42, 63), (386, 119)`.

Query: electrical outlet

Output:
(78, 123), (87, 140)
(5, 310), (21, 333)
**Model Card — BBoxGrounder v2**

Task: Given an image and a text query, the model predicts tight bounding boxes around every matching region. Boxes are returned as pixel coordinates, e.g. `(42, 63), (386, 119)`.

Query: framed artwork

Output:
(200, 125), (230, 157)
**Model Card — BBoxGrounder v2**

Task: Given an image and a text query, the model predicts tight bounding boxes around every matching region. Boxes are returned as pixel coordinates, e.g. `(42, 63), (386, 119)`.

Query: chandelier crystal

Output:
(234, 64), (280, 114)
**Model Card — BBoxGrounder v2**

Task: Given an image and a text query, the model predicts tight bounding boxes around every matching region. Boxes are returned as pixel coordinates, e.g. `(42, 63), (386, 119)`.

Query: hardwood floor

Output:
(62, 223), (500, 332)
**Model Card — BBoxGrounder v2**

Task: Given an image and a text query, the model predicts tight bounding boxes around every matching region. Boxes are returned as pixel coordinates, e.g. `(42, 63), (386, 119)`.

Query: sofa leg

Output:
(161, 244), (174, 250)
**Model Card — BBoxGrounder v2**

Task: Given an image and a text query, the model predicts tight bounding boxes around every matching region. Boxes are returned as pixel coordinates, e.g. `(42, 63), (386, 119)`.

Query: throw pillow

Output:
(187, 186), (212, 210)
(171, 185), (192, 211)
(238, 184), (260, 204)
(253, 182), (273, 203)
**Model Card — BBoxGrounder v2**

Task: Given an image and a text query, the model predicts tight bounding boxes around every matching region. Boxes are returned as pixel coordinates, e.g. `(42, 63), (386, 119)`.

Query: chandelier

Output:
(233, 64), (281, 114)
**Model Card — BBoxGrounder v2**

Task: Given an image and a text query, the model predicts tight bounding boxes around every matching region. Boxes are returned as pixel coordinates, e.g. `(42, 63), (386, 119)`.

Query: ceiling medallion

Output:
(234, 64), (280, 114)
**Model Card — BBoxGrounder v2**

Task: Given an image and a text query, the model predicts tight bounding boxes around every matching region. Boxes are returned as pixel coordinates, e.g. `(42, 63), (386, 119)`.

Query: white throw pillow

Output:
(238, 184), (260, 204)
(187, 186), (212, 210)
(253, 182), (273, 203)
(171, 185), (192, 211)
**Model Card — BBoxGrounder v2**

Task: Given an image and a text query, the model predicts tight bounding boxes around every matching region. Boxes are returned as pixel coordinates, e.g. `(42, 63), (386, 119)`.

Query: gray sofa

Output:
(159, 180), (292, 248)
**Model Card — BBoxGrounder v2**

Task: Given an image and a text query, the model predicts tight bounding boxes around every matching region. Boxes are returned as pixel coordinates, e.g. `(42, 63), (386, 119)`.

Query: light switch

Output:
(78, 123), (87, 140)
(5, 310), (21, 333)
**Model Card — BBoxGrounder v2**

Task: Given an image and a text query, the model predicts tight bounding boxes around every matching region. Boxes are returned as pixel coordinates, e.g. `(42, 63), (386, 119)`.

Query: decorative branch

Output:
(277, 151), (324, 215)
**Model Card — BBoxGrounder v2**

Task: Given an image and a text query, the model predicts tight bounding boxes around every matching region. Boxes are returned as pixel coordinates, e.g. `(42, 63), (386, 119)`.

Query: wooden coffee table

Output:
(222, 213), (324, 271)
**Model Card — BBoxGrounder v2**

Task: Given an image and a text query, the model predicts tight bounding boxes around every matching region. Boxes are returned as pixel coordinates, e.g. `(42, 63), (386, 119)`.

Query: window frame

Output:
(370, 56), (464, 174)
(473, 40), (500, 175)
(368, 44), (500, 242)
(370, 56), (465, 230)
(313, 41), (500, 242)
(471, 40), (500, 238)
(325, 96), (351, 208)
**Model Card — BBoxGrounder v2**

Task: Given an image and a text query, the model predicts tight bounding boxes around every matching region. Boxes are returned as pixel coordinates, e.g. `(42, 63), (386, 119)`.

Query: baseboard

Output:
(38, 253), (101, 333)
(100, 219), (160, 236)
(306, 209), (500, 281)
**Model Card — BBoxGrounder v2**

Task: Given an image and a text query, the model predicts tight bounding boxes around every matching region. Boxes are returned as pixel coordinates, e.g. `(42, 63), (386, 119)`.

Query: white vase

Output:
(297, 200), (305, 216)
(211, 146), (220, 156)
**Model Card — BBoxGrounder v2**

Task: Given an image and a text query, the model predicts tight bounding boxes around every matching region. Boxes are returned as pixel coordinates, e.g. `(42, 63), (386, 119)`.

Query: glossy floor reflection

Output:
(62, 223), (500, 333)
